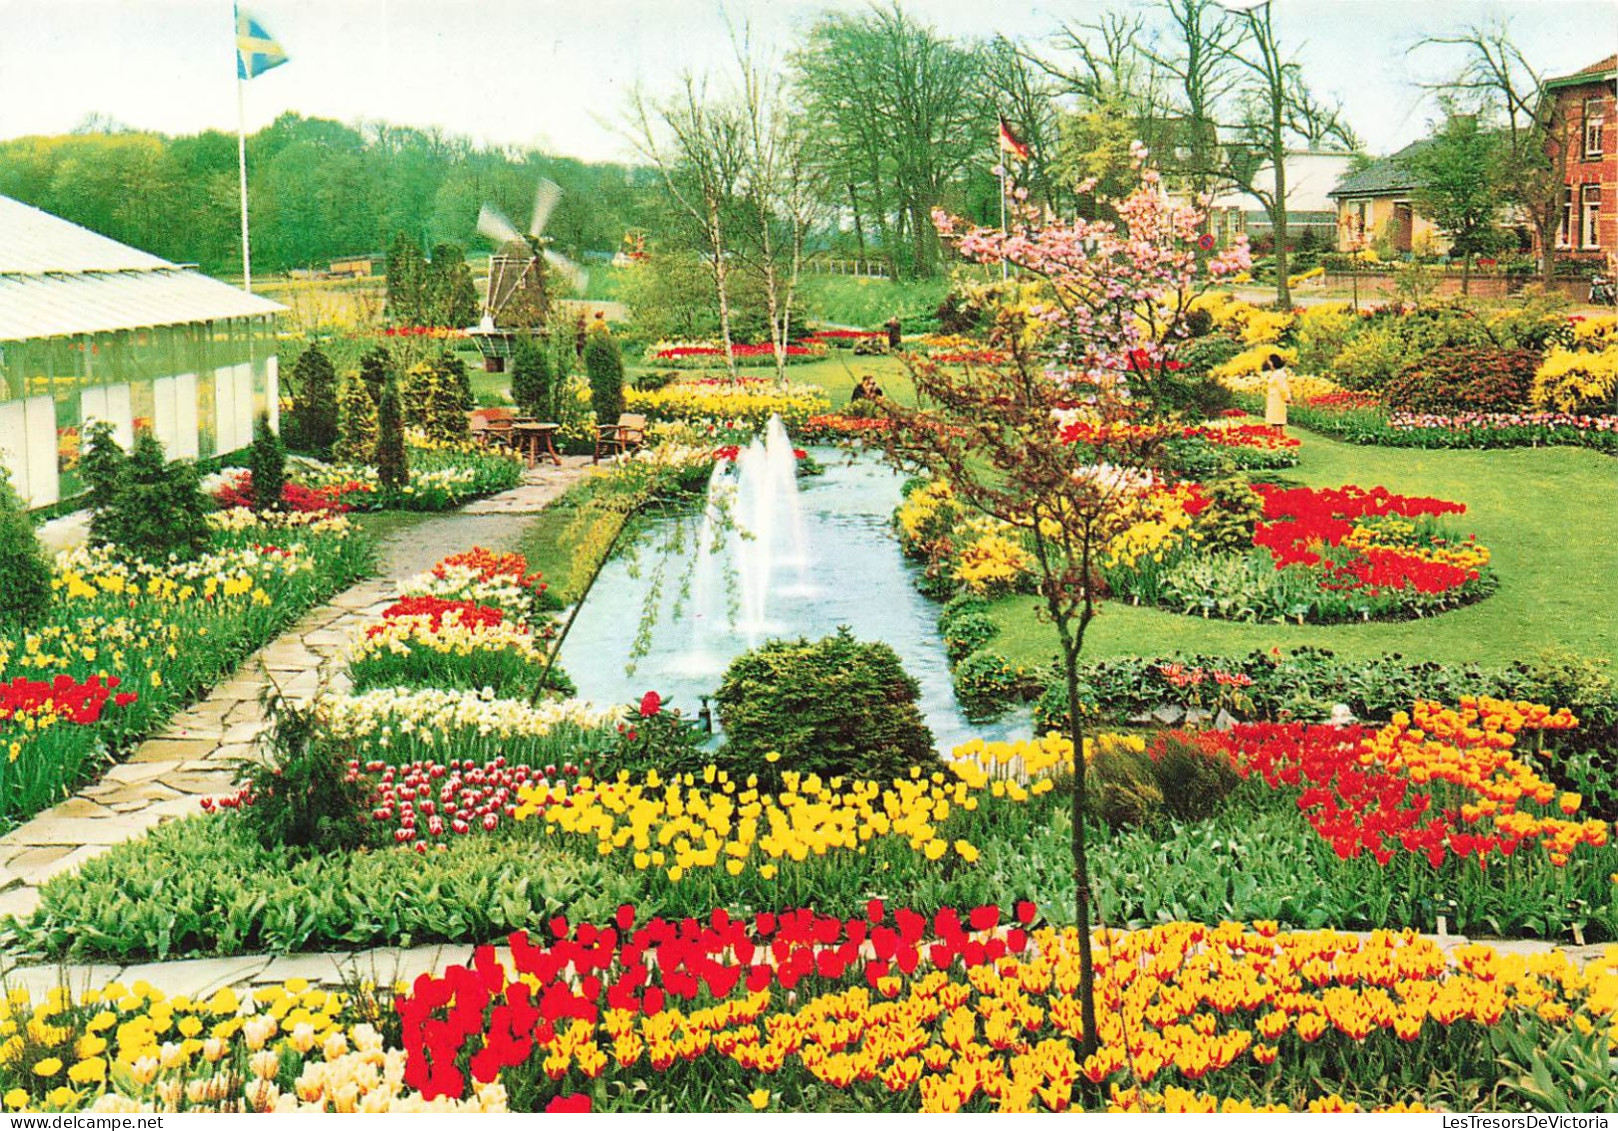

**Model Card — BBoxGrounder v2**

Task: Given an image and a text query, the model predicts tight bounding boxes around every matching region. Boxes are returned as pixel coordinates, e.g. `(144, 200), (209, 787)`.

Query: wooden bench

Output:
(593, 413), (647, 463)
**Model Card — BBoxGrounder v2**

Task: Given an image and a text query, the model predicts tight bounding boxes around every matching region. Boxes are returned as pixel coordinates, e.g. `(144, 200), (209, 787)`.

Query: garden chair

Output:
(593, 413), (647, 463)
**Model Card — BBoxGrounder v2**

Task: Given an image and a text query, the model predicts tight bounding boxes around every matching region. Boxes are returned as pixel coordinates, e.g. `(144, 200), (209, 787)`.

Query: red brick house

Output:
(1539, 55), (1618, 268)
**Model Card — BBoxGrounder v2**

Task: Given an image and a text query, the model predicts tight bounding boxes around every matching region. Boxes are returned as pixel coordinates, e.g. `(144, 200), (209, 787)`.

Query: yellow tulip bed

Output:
(3, 917), (1615, 1113)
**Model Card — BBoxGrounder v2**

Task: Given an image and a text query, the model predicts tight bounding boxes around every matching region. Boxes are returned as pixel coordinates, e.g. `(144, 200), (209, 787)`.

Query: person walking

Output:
(1263, 353), (1291, 436)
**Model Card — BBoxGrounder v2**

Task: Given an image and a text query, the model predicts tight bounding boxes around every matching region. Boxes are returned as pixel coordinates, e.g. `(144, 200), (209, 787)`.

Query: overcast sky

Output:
(0, 0), (1612, 162)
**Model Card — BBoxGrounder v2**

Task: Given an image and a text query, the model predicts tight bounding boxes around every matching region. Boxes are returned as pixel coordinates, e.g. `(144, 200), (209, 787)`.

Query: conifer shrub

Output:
(287, 343), (339, 457)
(510, 336), (554, 418)
(374, 376), (410, 493)
(334, 371), (378, 463)
(249, 413), (287, 513)
(0, 467), (52, 630)
(583, 325), (625, 424)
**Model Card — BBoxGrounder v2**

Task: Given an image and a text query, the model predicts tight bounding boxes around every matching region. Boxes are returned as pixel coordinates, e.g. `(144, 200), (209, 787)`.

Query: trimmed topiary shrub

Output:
(375, 376), (409, 493)
(249, 413), (287, 513)
(510, 336), (554, 418)
(287, 342), (339, 457)
(334, 371), (378, 463)
(715, 627), (937, 785)
(0, 466), (52, 630)
(584, 324), (625, 425)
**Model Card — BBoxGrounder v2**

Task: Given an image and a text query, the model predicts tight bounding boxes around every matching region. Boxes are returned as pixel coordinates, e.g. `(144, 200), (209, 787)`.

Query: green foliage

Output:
(715, 628), (938, 786)
(426, 243), (480, 328)
(0, 467), (52, 630)
(1149, 731), (1243, 824)
(78, 420), (126, 537)
(87, 431), (212, 561)
(952, 649), (1044, 723)
(286, 342), (340, 456)
(1489, 1016), (1618, 1113)
(1408, 111), (1512, 264)
(1329, 326), (1406, 390)
(11, 815), (636, 960)
(401, 356), (470, 444)
(584, 325), (625, 424)
(1384, 346), (1539, 412)
(232, 697), (378, 855)
(1293, 306), (1357, 375)
(1189, 475), (1265, 554)
(386, 231), (427, 323)
(942, 611), (998, 664)
(359, 345), (393, 401)
(248, 413), (287, 512)
(1085, 747), (1163, 830)
(608, 699), (711, 778)
(1175, 335), (1244, 379)
(374, 376), (409, 492)
(333, 370), (379, 463)
(510, 335), (554, 417)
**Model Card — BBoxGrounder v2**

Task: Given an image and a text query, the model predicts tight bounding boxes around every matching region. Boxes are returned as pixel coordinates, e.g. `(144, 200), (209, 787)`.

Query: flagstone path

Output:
(0, 456), (597, 924)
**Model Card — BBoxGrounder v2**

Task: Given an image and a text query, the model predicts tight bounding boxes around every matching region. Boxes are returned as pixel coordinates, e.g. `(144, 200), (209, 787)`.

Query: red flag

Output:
(997, 115), (1030, 161)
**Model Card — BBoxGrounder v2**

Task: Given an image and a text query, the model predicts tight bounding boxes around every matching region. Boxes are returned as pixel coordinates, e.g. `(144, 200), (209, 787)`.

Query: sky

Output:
(0, 0), (1612, 162)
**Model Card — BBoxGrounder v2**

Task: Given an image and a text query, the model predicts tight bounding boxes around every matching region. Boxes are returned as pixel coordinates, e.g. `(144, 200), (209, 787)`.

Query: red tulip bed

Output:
(1103, 481), (1496, 624)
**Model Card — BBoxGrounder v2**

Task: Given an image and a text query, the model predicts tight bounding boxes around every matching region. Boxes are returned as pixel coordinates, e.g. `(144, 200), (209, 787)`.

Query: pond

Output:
(557, 446), (1029, 755)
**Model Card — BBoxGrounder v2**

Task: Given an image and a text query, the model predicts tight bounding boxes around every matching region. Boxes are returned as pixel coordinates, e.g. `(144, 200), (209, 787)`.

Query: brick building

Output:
(1540, 55), (1618, 268)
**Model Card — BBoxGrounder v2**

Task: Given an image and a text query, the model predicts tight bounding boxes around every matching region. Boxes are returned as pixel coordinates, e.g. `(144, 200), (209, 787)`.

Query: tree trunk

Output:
(1063, 642), (1100, 1062)
(848, 183), (868, 260)
(708, 200), (738, 379)
(1271, 121), (1291, 309)
(1461, 253), (1472, 296)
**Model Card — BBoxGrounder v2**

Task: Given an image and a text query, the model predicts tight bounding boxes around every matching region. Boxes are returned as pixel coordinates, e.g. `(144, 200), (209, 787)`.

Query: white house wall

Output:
(173, 373), (199, 460)
(0, 400), (27, 501)
(23, 395), (57, 507)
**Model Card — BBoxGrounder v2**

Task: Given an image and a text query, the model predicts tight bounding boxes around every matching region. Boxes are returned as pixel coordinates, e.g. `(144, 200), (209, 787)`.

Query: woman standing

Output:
(1263, 353), (1292, 436)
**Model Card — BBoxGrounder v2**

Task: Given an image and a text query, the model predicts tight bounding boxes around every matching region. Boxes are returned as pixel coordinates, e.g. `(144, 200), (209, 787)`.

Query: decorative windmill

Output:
(468, 178), (588, 370)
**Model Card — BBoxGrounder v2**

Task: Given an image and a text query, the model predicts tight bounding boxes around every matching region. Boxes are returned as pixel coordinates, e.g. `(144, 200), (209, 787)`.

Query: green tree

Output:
(79, 421), (127, 546)
(426, 243), (480, 328)
(509, 335), (553, 417)
(583, 324), (625, 425)
(100, 434), (212, 561)
(374, 377), (410, 493)
(333, 371), (379, 463)
(358, 346), (393, 403)
(1409, 110), (1511, 295)
(386, 231), (427, 325)
(249, 413), (287, 513)
(287, 343), (339, 457)
(0, 467), (53, 630)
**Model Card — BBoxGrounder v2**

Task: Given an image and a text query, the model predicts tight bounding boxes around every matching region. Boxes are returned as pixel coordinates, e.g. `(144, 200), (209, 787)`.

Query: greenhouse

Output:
(0, 193), (282, 508)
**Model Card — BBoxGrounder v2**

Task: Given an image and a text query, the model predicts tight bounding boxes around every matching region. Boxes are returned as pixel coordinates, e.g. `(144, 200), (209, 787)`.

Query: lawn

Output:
(987, 428), (1618, 668)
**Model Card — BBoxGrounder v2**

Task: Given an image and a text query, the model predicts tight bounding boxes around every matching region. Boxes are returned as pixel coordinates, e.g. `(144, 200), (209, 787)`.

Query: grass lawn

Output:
(988, 428), (1618, 668)
(654, 354), (917, 410)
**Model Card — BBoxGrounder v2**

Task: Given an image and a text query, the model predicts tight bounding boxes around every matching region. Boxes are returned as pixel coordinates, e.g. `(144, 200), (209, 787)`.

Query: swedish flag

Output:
(236, 6), (288, 81)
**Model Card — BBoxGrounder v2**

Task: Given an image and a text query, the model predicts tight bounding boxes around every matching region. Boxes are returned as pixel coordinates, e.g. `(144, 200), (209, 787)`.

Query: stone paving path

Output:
(0, 456), (597, 924)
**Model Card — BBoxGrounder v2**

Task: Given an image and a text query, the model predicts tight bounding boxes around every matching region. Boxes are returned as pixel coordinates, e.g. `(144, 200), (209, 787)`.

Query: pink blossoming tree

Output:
(885, 149), (1248, 1064)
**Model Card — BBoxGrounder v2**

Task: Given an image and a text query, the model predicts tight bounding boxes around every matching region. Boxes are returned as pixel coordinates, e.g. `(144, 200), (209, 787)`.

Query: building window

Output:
(1582, 184), (1602, 249)
(1586, 97), (1606, 159)
(1559, 187), (1576, 248)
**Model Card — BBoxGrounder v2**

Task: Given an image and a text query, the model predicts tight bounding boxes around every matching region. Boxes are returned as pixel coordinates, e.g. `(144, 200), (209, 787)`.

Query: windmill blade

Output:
(529, 178), (563, 238)
(543, 248), (588, 295)
(477, 204), (522, 247)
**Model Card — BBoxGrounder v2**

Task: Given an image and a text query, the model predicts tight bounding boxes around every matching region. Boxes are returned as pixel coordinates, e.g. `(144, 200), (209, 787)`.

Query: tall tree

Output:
(1419, 24), (1561, 283)
(1212, 0), (1354, 307)
(627, 77), (748, 375)
(426, 243), (480, 328)
(792, 5), (984, 278)
(386, 231), (427, 325)
(1409, 108), (1511, 294)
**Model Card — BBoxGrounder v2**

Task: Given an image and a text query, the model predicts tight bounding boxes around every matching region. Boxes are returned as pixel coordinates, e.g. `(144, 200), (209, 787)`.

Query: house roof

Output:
(1545, 55), (1618, 91)
(1328, 139), (1437, 199)
(0, 194), (281, 341)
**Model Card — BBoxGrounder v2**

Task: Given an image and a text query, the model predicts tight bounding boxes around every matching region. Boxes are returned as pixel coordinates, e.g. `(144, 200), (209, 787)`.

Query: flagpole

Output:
(998, 146), (1008, 282)
(236, 69), (253, 294)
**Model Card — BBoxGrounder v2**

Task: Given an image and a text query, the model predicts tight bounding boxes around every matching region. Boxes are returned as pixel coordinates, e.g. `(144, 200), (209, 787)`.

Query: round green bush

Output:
(0, 467), (51, 630)
(714, 628), (937, 785)
(943, 611), (998, 665)
(937, 591), (991, 632)
(952, 648), (1043, 724)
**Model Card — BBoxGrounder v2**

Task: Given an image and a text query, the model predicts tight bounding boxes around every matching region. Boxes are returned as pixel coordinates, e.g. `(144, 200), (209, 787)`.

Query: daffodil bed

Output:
(2, 912), (1616, 1113)
(14, 698), (1618, 962)
(0, 510), (372, 828)
(210, 444), (524, 516)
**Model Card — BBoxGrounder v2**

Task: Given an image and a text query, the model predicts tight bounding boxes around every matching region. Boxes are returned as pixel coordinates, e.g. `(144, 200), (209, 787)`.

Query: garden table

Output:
(511, 421), (562, 467)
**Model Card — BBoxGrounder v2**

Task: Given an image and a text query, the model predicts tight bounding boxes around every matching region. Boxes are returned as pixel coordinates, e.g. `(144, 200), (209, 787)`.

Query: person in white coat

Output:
(1263, 353), (1291, 436)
